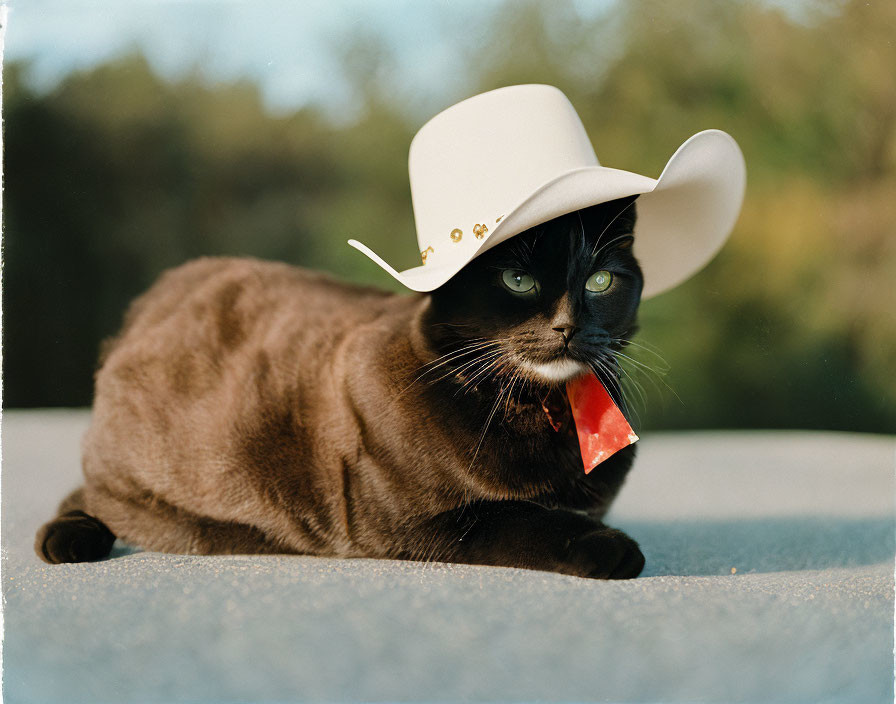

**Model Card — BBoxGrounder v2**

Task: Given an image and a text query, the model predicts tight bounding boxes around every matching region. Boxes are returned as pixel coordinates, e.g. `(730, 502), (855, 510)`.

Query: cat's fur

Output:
(36, 197), (646, 578)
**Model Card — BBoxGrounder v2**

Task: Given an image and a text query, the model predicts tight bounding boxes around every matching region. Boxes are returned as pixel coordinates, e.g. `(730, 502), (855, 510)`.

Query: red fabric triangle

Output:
(565, 374), (638, 474)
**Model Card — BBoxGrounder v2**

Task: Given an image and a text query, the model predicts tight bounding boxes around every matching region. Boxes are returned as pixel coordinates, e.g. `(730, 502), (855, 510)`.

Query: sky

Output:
(2, 0), (821, 117)
(2, 0), (617, 116)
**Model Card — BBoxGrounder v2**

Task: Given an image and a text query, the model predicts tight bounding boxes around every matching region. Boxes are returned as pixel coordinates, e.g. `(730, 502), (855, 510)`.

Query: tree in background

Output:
(3, 56), (415, 406)
(3, 0), (893, 432)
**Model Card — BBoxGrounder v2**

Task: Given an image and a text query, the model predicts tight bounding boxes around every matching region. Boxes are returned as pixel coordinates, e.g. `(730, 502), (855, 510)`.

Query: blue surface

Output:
(3, 410), (893, 703)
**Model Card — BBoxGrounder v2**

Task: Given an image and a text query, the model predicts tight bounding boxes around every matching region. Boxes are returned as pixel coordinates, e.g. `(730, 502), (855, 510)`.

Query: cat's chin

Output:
(518, 357), (589, 385)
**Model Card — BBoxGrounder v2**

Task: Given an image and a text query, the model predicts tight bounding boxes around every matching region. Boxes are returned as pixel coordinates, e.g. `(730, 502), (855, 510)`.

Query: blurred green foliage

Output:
(3, 0), (894, 431)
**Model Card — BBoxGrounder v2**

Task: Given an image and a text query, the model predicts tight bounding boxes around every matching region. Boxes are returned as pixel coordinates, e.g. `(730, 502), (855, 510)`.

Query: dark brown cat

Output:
(36, 197), (645, 579)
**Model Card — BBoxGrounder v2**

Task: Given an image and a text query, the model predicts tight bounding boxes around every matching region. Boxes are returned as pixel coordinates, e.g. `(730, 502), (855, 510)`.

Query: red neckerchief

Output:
(543, 374), (638, 474)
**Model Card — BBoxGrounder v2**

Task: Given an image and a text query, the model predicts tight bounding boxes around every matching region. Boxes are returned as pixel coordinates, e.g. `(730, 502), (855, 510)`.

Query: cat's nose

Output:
(552, 325), (579, 344)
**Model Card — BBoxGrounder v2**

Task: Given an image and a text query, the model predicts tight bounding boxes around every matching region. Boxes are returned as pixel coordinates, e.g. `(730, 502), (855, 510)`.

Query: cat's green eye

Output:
(585, 270), (613, 293)
(501, 269), (537, 294)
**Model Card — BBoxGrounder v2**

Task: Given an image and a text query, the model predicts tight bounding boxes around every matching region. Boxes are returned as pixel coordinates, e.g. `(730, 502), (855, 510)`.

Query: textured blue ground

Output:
(2, 410), (893, 703)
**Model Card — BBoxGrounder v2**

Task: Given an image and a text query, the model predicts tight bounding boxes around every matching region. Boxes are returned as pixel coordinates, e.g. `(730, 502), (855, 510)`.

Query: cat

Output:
(35, 196), (646, 579)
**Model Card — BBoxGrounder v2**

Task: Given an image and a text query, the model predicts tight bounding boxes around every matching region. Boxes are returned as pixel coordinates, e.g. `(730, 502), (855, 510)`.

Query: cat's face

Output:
(425, 196), (643, 393)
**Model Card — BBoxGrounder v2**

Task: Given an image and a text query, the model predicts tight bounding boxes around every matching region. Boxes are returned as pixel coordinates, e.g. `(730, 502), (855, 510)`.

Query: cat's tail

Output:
(34, 488), (116, 564)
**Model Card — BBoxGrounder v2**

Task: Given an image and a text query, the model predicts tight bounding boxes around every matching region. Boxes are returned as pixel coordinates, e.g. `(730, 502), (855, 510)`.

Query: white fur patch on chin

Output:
(520, 358), (588, 383)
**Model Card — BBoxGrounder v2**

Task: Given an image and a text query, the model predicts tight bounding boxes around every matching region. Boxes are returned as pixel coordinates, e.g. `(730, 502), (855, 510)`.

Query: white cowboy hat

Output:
(348, 84), (745, 298)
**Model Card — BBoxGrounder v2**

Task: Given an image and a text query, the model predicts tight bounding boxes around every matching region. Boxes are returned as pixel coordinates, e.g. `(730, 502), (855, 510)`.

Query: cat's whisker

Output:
(419, 337), (498, 366)
(608, 337), (679, 412)
(613, 350), (682, 404)
(585, 359), (620, 407)
(588, 356), (621, 397)
(590, 199), (636, 258)
(404, 350), (491, 391)
(432, 349), (504, 388)
(450, 337), (517, 394)
(612, 357), (645, 404)
(417, 339), (497, 372)
(613, 350), (661, 375)
(618, 357), (680, 414)
(396, 340), (502, 397)
(607, 356), (646, 427)
(588, 354), (643, 427)
(614, 354), (663, 397)
(571, 210), (587, 261)
(611, 337), (672, 372)
(591, 234), (634, 261)
(453, 359), (505, 396)
(618, 379), (644, 428)
(501, 370), (523, 416)
(456, 351), (511, 395)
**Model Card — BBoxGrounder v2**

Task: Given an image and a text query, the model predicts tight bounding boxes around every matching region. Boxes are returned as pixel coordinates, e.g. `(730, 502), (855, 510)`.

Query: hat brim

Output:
(348, 129), (745, 299)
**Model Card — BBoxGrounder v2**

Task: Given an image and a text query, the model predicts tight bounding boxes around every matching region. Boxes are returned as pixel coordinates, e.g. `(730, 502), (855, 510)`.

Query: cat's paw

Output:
(35, 510), (116, 564)
(565, 527), (645, 579)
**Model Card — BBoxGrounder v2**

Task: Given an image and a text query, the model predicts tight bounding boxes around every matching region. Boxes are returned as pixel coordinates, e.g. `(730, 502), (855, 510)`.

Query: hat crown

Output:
(408, 85), (599, 262)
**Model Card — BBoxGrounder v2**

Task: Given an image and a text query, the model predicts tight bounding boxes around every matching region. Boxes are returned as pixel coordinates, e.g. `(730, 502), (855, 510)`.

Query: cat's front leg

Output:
(404, 501), (644, 579)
